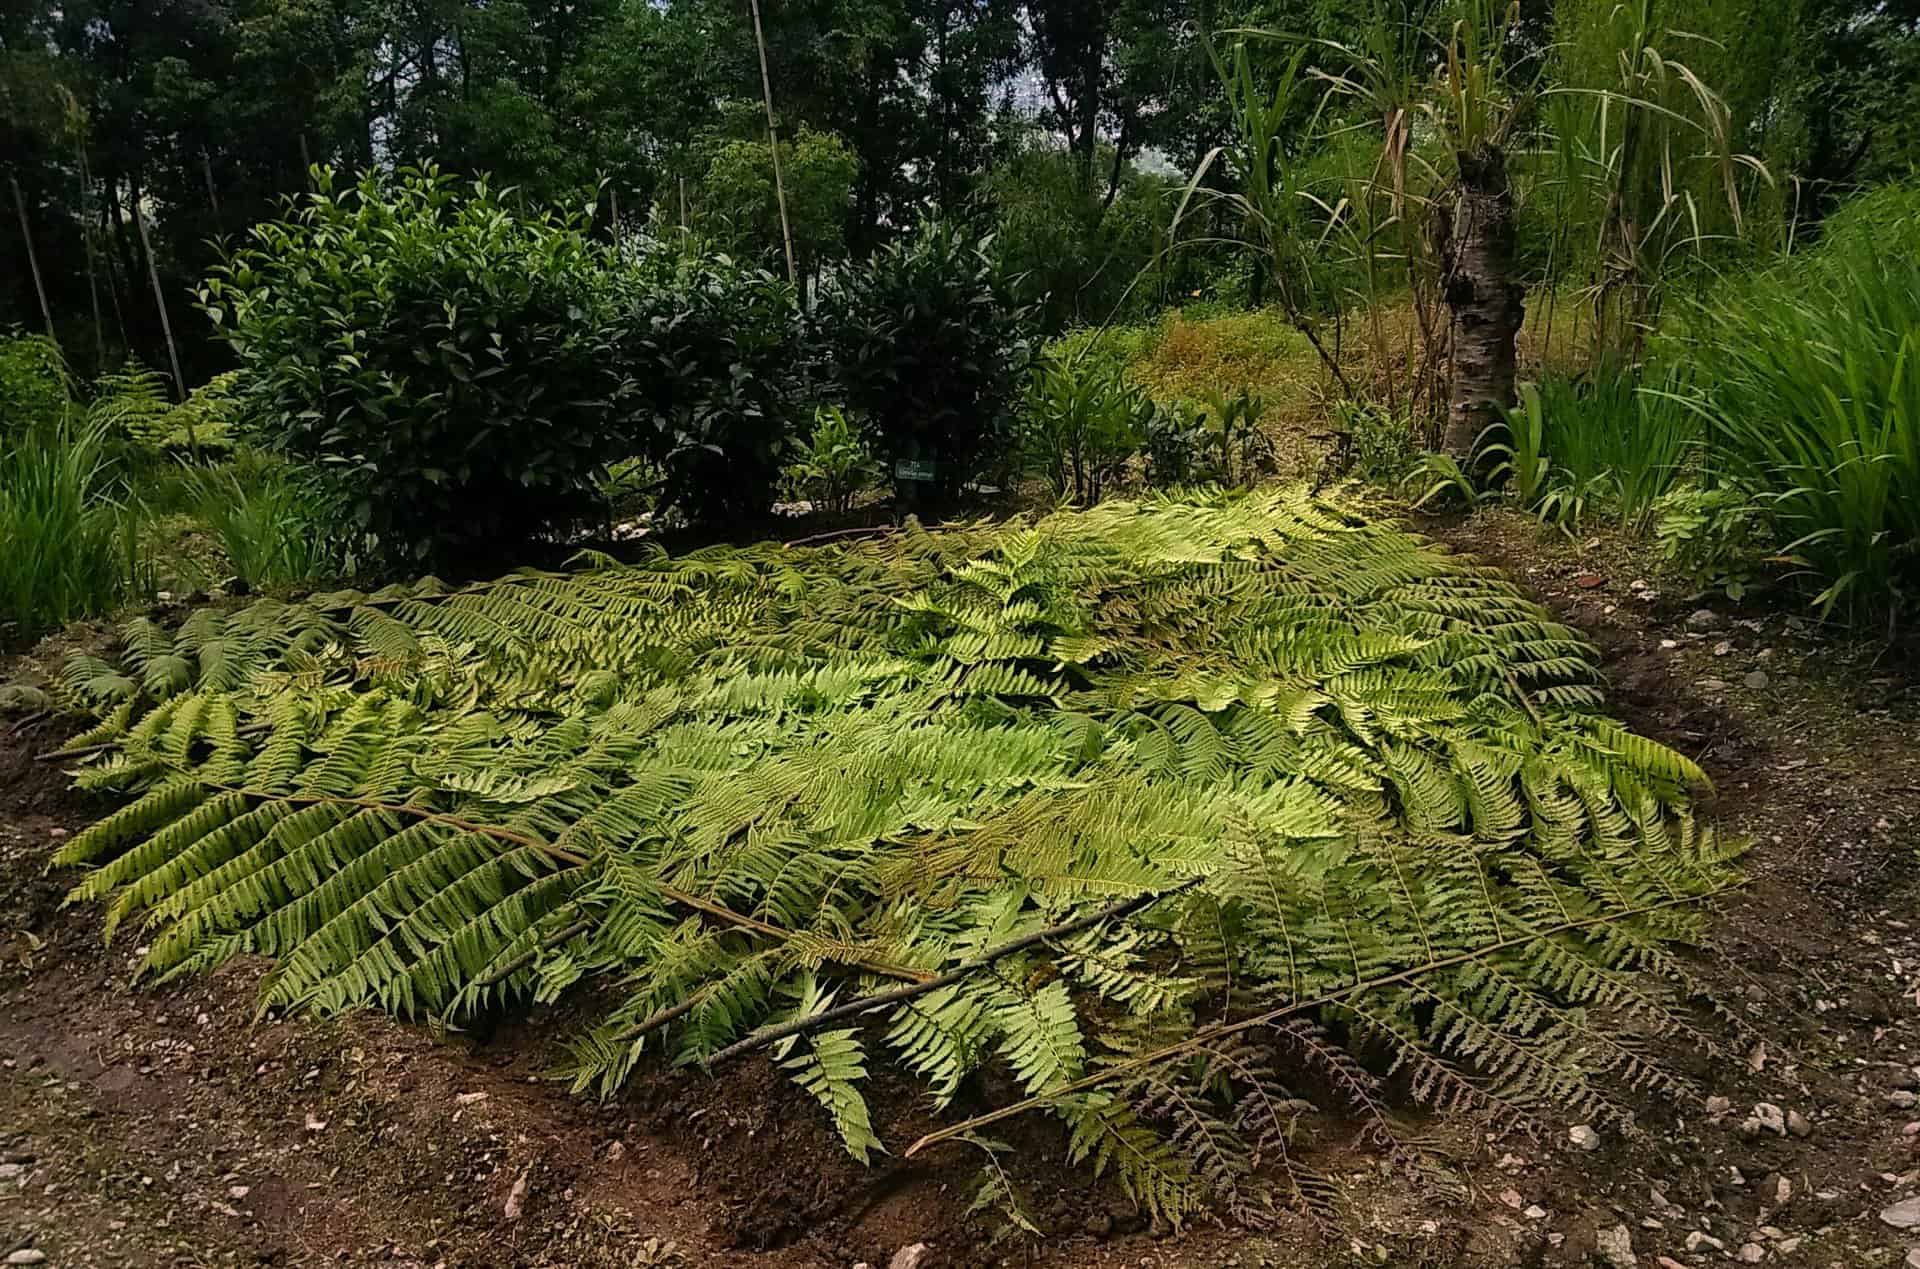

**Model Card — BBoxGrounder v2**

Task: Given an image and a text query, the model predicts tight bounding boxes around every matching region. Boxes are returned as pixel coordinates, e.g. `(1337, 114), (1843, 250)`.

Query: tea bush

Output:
(815, 221), (1031, 508)
(608, 245), (803, 524)
(202, 166), (626, 566)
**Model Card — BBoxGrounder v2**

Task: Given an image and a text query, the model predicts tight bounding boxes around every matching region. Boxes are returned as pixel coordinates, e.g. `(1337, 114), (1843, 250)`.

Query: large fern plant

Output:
(49, 488), (1737, 1226)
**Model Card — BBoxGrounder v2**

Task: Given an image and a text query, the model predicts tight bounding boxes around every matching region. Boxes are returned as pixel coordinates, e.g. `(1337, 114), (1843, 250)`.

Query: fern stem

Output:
(703, 879), (1204, 1071)
(901, 885), (1742, 1159)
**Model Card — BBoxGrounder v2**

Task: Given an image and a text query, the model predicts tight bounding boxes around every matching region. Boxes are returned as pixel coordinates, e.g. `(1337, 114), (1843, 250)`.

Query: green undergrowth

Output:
(49, 488), (1739, 1228)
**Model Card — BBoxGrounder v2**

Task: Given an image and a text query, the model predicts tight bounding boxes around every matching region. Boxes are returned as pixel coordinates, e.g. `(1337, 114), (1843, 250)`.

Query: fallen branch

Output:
(901, 885), (1740, 1158)
(702, 878), (1204, 1072)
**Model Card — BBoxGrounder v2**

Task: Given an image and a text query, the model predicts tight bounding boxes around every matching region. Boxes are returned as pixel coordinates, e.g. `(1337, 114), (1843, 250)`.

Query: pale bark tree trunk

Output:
(1441, 146), (1524, 457)
(10, 173), (57, 344)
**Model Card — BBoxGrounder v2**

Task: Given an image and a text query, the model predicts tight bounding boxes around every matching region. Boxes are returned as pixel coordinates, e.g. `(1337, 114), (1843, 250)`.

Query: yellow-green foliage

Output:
(1130, 310), (1323, 405)
(52, 489), (1736, 1225)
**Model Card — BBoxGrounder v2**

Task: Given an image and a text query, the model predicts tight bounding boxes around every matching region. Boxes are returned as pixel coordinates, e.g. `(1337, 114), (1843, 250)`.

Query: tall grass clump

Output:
(1676, 183), (1920, 619)
(183, 451), (343, 590)
(0, 419), (145, 637)
(1529, 370), (1701, 527)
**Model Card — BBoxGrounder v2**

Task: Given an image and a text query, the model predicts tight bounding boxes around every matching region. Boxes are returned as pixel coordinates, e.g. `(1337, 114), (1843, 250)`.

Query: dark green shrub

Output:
(607, 245), (803, 523)
(200, 165), (625, 566)
(815, 221), (1032, 509)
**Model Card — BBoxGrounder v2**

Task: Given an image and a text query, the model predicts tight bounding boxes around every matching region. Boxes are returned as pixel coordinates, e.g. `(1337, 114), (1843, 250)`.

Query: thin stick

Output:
(902, 886), (1739, 1158)
(747, 0), (798, 289)
(472, 917), (595, 989)
(9, 173), (56, 343)
(703, 880), (1203, 1071)
(132, 197), (188, 410)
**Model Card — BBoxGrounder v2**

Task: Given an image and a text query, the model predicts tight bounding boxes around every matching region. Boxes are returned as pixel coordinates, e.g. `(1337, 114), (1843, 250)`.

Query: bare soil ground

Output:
(4, 506), (1919, 1269)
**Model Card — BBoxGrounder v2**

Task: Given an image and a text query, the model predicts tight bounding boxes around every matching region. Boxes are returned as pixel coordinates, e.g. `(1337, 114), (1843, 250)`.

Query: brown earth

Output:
(3, 506), (1919, 1269)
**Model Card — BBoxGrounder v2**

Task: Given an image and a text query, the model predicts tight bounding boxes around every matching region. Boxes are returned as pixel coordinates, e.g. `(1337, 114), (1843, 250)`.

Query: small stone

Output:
(1787, 1109), (1813, 1138)
(1744, 670), (1770, 690)
(1686, 1231), (1727, 1253)
(5, 1253), (46, 1267)
(1595, 1222), (1636, 1269)
(1524, 1205), (1547, 1220)
(228, 1184), (250, 1199)
(1776, 1240), (1801, 1256)
(1706, 1095), (1733, 1116)
(1736, 1245), (1765, 1264)
(1499, 1188), (1524, 1209)
(1753, 1103), (1787, 1136)
(1686, 608), (1722, 632)
(0, 1164), (22, 1181)
(503, 1168), (530, 1221)
(887, 1244), (931, 1269)
(1906, 1249), (1920, 1269)
(1890, 1090), (1919, 1110)
(1657, 1259), (1691, 1269)
(1882, 1195), (1920, 1228)
(455, 1091), (489, 1106)
(1762, 1173), (1791, 1205)
(1738, 1116), (1765, 1138)
(1698, 677), (1730, 692)
(1568, 1124), (1602, 1151)
(1714, 639), (1734, 656)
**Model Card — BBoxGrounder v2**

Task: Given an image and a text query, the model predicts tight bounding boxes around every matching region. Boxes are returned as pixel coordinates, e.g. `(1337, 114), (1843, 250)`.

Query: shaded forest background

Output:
(5, 0), (1920, 386)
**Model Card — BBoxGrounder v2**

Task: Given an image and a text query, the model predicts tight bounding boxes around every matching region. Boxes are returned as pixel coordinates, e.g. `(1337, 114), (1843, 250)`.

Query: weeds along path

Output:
(15, 487), (1912, 1268)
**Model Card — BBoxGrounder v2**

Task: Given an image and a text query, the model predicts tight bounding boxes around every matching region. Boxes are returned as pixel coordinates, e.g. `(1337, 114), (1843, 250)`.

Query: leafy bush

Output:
(607, 244), (803, 524)
(1020, 354), (1157, 503)
(986, 143), (1183, 332)
(0, 331), (71, 439)
(201, 165), (627, 566)
(1653, 484), (1771, 601)
(1332, 401), (1422, 485)
(1674, 185), (1920, 617)
(784, 405), (882, 516)
(815, 221), (1031, 508)
(700, 127), (860, 278)
(0, 417), (145, 636)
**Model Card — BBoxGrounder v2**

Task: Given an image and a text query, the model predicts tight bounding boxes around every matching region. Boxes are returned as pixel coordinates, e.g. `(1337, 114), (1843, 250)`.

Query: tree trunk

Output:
(1441, 145), (1524, 457)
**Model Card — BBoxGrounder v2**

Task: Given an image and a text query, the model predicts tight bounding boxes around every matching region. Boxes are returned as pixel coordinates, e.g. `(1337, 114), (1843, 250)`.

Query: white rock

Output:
(1905, 1249), (1920, 1269)
(1883, 1196), (1920, 1229)
(1568, 1124), (1602, 1151)
(1705, 1095), (1732, 1116)
(1524, 1205), (1547, 1220)
(1595, 1223), (1636, 1269)
(1736, 1245), (1764, 1264)
(1786, 1109), (1813, 1138)
(6, 1253), (47, 1267)
(1752, 1102), (1787, 1136)
(887, 1244), (932, 1269)
(1686, 1231), (1727, 1253)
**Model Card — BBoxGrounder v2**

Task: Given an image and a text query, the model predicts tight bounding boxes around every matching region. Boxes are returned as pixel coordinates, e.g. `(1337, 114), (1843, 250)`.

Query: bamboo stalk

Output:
(747, 0), (798, 288)
(131, 196), (187, 408)
(9, 173), (57, 344)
